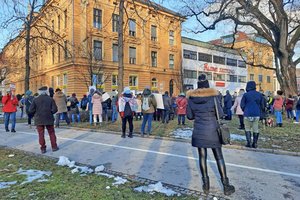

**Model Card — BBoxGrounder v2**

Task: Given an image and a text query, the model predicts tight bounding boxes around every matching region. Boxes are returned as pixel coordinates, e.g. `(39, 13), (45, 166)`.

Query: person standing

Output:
(92, 91), (103, 126)
(29, 86), (58, 154)
(118, 87), (137, 138)
(141, 88), (157, 136)
(273, 90), (284, 127)
(176, 93), (188, 125)
(231, 89), (245, 130)
(295, 94), (300, 123)
(80, 95), (88, 111)
(111, 95), (119, 123)
(25, 90), (34, 128)
(162, 91), (172, 124)
(102, 92), (109, 122)
(2, 89), (18, 132)
(87, 88), (95, 125)
(285, 95), (295, 121)
(69, 93), (80, 123)
(241, 81), (264, 148)
(135, 94), (142, 120)
(53, 88), (70, 128)
(187, 74), (235, 196)
(19, 95), (25, 118)
(224, 90), (232, 120)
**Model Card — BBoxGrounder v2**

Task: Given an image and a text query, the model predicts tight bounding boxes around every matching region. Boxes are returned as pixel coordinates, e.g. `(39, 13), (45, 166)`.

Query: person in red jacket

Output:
(176, 93), (188, 125)
(2, 89), (19, 132)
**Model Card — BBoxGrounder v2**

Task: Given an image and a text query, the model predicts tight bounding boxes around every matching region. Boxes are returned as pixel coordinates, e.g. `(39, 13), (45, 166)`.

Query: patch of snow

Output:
(17, 168), (52, 185)
(56, 156), (75, 168)
(106, 186), (110, 189)
(96, 173), (114, 178)
(8, 154), (15, 158)
(171, 128), (193, 139)
(0, 181), (17, 189)
(95, 165), (105, 173)
(230, 134), (246, 141)
(71, 166), (93, 174)
(134, 182), (178, 197)
(112, 176), (128, 186)
(213, 197), (218, 200)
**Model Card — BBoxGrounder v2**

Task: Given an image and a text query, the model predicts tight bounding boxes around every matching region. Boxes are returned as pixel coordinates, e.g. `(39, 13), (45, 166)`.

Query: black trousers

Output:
(197, 148), (228, 179)
(122, 116), (133, 134)
(238, 115), (244, 128)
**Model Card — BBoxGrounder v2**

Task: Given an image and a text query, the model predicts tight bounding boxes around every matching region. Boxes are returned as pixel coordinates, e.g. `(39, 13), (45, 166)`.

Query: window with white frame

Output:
(112, 14), (119, 32)
(151, 51), (157, 67)
(112, 44), (118, 62)
(151, 25), (157, 41)
(169, 31), (174, 45)
(169, 54), (174, 69)
(250, 74), (254, 81)
(258, 74), (263, 83)
(129, 47), (136, 64)
(152, 78), (157, 88)
(183, 49), (197, 60)
(227, 75), (238, 82)
(63, 73), (68, 85)
(267, 76), (271, 83)
(93, 8), (102, 29)
(238, 76), (247, 83)
(213, 73), (226, 81)
(129, 19), (136, 37)
(112, 74), (118, 86)
(129, 75), (138, 87)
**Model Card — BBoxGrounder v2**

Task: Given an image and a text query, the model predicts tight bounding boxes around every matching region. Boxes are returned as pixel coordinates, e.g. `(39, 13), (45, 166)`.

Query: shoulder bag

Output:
(214, 97), (231, 145)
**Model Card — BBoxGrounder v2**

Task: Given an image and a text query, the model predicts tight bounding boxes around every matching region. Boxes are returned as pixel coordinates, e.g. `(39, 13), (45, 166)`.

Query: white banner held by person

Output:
(153, 93), (164, 109)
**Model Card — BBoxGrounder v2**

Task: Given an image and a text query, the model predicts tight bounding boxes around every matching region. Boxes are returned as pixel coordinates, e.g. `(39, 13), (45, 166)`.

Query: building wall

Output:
(2, 0), (183, 97)
(182, 40), (247, 94)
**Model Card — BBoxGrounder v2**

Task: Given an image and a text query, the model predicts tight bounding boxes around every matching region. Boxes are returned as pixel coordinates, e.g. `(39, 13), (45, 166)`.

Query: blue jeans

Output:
(55, 112), (70, 126)
(275, 110), (282, 124)
(162, 109), (170, 123)
(286, 110), (294, 119)
(178, 114), (185, 124)
(141, 113), (153, 134)
(71, 114), (81, 123)
(4, 112), (16, 130)
(112, 105), (118, 122)
(296, 110), (300, 122)
(225, 108), (232, 120)
(89, 110), (93, 124)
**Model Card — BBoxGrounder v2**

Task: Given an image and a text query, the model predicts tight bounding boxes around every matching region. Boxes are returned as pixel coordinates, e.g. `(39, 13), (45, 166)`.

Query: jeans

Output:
(36, 125), (57, 151)
(225, 109), (232, 120)
(275, 110), (282, 124)
(27, 113), (34, 125)
(112, 105), (118, 122)
(296, 110), (300, 122)
(4, 112), (16, 130)
(122, 116), (133, 134)
(89, 110), (93, 124)
(178, 114), (186, 125)
(20, 107), (24, 118)
(102, 107), (108, 121)
(71, 114), (81, 123)
(141, 113), (153, 134)
(162, 109), (170, 123)
(286, 110), (294, 119)
(55, 112), (70, 127)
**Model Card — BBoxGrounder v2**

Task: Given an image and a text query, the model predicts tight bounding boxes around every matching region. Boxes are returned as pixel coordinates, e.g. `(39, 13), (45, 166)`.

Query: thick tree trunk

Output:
(117, 0), (124, 97)
(279, 55), (298, 96)
(24, 24), (31, 93)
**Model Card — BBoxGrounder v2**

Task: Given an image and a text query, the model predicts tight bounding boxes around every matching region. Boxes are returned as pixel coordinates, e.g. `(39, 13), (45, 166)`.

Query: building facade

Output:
(211, 32), (276, 92)
(182, 37), (247, 93)
(2, 0), (183, 96)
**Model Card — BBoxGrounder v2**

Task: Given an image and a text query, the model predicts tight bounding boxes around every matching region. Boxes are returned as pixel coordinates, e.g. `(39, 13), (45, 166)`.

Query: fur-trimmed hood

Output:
(186, 88), (218, 98)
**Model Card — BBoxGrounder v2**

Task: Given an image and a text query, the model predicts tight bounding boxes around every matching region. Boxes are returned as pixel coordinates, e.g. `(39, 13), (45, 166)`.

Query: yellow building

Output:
(1, 0), (184, 96)
(211, 32), (276, 92)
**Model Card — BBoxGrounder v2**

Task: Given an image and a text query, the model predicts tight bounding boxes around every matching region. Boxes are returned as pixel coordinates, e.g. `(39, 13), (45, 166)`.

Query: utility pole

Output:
(117, 0), (124, 96)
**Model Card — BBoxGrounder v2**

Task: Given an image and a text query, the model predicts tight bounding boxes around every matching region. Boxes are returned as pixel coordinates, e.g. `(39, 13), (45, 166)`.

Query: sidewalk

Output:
(0, 123), (300, 200)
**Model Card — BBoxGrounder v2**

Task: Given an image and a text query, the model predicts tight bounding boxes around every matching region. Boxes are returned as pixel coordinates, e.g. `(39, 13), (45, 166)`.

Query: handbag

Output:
(214, 97), (231, 145)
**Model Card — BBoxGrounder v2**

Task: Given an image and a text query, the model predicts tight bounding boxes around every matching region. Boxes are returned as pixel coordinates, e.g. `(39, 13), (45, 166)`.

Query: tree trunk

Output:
(117, 0), (124, 97)
(278, 55), (298, 96)
(24, 23), (31, 93)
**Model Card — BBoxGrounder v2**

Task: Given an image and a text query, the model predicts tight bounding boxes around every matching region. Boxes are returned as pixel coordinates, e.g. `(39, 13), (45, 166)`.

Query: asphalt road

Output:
(0, 123), (299, 200)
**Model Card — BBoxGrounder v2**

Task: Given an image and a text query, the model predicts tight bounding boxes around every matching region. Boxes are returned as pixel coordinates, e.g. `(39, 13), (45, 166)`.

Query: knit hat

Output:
(25, 90), (32, 96)
(123, 87), (131, 95)
(179, 92), (185, 97)
(197, 73), (209, 89)
(38, 86), (48, 91)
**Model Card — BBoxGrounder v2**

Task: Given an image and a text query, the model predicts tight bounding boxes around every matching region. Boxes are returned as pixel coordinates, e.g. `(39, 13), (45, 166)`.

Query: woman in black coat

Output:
(187, 74), (235, 196)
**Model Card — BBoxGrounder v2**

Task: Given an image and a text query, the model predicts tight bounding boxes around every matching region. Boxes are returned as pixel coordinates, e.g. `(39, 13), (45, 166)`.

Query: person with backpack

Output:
(141, 87), (157, 136)
(69, 93), (80, 123)
(80, 95), (88, 111)
(25, 90), (34, 128)
(118, 87), (137, 138)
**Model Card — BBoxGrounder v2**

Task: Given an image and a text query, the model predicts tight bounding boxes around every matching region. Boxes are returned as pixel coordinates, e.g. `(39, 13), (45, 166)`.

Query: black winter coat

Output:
(29, 94), (58, 126)
(187, 88), (224, 148)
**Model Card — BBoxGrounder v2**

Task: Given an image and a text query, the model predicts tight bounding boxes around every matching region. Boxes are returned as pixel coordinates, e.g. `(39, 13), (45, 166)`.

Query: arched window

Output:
(151, 78), (157, 88)
(169, 79), (174, 97)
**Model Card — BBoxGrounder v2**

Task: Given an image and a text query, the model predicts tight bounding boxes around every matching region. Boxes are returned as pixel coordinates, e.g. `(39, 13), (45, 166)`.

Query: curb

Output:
(1, 146), (229, 200)
(60, 125), (300, 157)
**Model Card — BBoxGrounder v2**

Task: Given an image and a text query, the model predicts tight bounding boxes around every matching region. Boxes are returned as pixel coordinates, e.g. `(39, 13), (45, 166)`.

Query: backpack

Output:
(142, 97), (150, 111)
(81, 98), (88, 107)
(124, 102), (132, 117)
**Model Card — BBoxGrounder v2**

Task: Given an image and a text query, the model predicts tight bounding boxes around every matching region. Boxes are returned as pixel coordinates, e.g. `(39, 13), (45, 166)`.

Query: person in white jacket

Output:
(231, 89), (245, 130)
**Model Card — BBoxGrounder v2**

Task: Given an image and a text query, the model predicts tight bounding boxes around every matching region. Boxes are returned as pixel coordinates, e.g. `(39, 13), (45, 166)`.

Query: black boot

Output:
(221, 177), (235, 196)
(252, 133), (259, 148)
(128, 133), (133, 138)
(279, 123), (283, 127)
(5, 128), (10, 132)
(245, 131), (251, 147)
(121, 133), (126, 138)
(202, 176), (210, 194)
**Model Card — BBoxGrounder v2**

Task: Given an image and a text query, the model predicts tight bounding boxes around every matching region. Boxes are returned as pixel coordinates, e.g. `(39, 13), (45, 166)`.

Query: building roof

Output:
(182, 36), (240, 56)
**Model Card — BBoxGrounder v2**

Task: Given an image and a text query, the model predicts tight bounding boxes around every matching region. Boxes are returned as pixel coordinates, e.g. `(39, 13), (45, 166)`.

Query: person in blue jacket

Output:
(241, 81), (264, 148)
(87, 88), (95, 125)
(223, 90), (232, 120)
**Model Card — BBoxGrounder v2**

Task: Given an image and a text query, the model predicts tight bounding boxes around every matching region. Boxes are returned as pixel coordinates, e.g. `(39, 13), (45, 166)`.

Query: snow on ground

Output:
(95, 165), (105, 173)
(17, 168), (52, 185)
(112, 176), (128, 186)
(0, 181), (17, 189)
(96, 172), (114, 178)
(134, 182), (179, 197)
(56, 156), (76, 168)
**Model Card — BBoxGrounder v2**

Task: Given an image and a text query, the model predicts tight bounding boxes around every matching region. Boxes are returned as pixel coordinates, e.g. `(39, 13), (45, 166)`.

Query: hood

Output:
(93, 93), (101, 99)
(238, 90), (245, 97)
(54, 91), (65, 98)
(246, 81), (256, 92)
(142, 88), (151, 96)
(187, 88), (218, 104)
(25, 90), (32, 96)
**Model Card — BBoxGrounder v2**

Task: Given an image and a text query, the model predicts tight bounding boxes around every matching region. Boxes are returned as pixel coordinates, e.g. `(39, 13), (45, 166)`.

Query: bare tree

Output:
(179, 0), (300, 95)
(0, 0), (71, 93)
